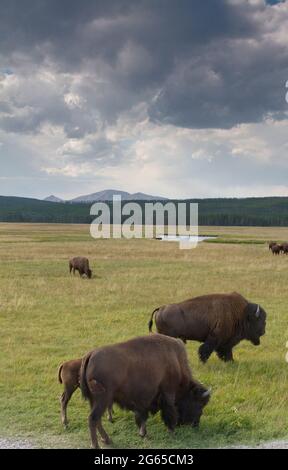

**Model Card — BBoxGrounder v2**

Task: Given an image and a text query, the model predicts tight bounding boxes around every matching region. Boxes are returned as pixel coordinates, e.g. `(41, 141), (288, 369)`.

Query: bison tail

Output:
(80, 352), (92, 401)
(148, 307), (160, 332)
(58, 364), (63, 384)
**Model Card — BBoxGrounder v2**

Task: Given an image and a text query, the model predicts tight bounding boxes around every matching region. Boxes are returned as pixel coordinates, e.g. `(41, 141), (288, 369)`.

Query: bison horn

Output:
(202, 388), (211, 398)
(256, 305), (260, 318)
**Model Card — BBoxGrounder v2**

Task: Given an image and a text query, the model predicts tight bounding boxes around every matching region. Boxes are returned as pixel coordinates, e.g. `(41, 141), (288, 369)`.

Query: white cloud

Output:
(35, 110), (288, 197)
(58, 138), (92, 155)
(64, 93), (84, 109)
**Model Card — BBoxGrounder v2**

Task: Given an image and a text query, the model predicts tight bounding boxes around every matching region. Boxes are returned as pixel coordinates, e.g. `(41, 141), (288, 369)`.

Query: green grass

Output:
(1, 223), (288, 448)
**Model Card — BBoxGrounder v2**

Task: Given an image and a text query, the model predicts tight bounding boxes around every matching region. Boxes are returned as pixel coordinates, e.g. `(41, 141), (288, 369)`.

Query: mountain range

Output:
(44, 189), (167, 203)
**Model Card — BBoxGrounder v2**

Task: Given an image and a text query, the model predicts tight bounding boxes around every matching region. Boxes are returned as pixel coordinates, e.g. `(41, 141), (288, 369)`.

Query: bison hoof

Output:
(224, 356), (234, 362)
(139, 427), (147, 438)
(199, 356), (208, 364)
(61, 417), (68, 428)
(198, 347), (209, 363)
(216, 350), (234, 362)
(101, 437), (112, 446)
(90, 443), (100, 449)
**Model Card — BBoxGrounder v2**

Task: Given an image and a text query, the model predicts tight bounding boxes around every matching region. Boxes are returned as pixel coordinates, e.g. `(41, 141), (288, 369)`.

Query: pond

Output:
(158, 235), (217, 242)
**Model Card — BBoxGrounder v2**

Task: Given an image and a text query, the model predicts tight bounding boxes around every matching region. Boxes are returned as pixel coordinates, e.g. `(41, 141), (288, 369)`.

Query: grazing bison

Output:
(148, 292), (266, 363)
(80, 334), (210, 448)
(58, 359), (113, 428)
(282, 243), (288, 254)
(268, 241), (277, 251)
(271, 244), (281, 255)
(69, 257), (92, 278)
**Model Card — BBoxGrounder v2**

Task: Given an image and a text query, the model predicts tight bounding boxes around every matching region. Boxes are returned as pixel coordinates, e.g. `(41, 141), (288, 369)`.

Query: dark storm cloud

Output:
(0, 0), (287, 130)
(149, 37), (288, 128)
(0, 1), (255, 63)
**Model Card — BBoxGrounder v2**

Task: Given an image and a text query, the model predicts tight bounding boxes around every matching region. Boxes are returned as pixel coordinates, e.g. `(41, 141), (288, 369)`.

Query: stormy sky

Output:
(0, 0), (287, 199)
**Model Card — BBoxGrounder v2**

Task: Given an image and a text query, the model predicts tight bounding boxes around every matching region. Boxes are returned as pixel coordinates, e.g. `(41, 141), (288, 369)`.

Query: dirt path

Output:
(0, 437), (35, 449)
(1, 436), (288, 449)
(226, 440), (288, 449)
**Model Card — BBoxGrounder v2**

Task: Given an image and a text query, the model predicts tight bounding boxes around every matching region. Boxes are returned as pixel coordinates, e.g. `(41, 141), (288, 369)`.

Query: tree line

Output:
(0, 195), (288, 226)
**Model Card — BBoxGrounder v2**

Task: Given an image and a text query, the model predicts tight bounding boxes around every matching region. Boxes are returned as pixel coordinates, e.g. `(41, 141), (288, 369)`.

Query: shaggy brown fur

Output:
(69, 257), (92, 278)
(80, 334), (210, 449)
(58, 359), (113, 428)
(149, 292), (266, 363)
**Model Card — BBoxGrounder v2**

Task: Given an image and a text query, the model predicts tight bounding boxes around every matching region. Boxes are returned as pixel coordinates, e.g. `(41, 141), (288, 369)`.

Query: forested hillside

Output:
(0, 195), (288, 226)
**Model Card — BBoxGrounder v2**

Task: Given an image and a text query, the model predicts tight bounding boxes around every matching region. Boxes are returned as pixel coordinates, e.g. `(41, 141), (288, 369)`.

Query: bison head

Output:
(245, 303), (266, 345)
(177, 382), (210, 427)
(87, 269), (92, 279)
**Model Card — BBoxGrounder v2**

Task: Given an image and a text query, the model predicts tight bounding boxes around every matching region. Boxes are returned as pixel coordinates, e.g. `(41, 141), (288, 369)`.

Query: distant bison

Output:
(80, 334), (210, 448)
(69, 257), (92, 278)
(271, 245), (281, 255)
(268, 241), (277, 251)
(148, 292), (266, 363)
(58, 358), (113, 428)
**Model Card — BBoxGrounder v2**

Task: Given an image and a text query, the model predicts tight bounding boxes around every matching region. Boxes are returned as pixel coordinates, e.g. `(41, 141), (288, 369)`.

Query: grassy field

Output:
(1, 223), (288, 449)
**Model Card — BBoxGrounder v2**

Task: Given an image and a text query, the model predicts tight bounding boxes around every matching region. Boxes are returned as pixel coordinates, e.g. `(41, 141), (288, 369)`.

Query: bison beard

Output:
(149, 292), (266, 363)
(177, 385), (210, 426)
(80, 334), (210, 448)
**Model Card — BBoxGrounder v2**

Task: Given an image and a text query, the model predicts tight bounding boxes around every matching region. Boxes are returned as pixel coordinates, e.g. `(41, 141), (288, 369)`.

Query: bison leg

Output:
(107, 406), (114, 423)
(160, 393), (178, 432)
(89, 415), (99, 449)
(97, 419), (112, 446)
(198, 336), (218, 363)
(59, 384), (78, 428)
(216, 347), (234, 362)
(88, 398), (109, 449)
(135, 410), (149, 437)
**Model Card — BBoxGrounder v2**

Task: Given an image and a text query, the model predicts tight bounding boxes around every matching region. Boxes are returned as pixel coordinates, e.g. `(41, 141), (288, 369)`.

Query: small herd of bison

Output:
(61, 256), (267, 448)
(269, 241), (288, 255)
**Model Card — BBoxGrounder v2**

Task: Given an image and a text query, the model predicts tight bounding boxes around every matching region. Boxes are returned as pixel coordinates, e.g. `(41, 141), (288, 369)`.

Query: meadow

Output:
(0, 223), (288, 448)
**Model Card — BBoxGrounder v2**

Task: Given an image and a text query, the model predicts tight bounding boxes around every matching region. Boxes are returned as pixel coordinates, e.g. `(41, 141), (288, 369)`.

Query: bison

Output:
(80, 334), (210, 448)
(58, 359), (113, 428)
(268, 241), (277, 251)
(271, 244), (281, 255)
(148, 292), (266, 363)
(69, 257), (92, 278)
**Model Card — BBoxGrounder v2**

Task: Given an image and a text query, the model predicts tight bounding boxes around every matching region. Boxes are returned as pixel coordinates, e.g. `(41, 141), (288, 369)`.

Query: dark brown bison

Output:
(148, 292), (266, 363)
(69, 257), (92, 278)
(282, 243), (288, 254)
(271, 244), (281, 255)
(58, 359), (113, 428)
(80, 334), (210, 448)
(268, 241), (277, 251)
